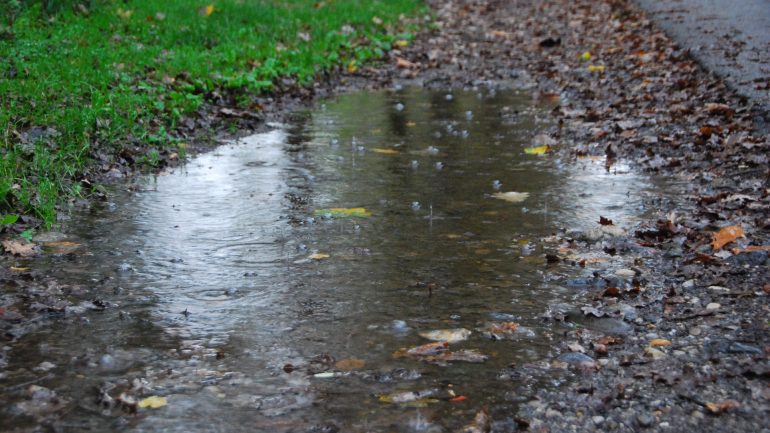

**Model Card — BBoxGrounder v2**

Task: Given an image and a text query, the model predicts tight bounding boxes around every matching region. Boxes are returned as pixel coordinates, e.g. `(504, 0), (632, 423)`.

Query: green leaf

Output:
(1, 214), (19, 225)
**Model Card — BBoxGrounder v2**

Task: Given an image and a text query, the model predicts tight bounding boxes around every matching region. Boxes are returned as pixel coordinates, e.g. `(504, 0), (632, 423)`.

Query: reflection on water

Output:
(2, 88), (671, 431)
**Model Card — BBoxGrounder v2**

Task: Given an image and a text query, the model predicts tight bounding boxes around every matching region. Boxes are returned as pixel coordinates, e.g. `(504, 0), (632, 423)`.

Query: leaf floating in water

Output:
(138, 396), (167, 409)
(314, 208), (372, 218)
(418, 328), (471, 343)
(309, 253), (330, 260)
(491, 192), (529, 203)
(524, 145), (551, 155)
(711, 225), (744, 250)
(371, 148), (400, 155)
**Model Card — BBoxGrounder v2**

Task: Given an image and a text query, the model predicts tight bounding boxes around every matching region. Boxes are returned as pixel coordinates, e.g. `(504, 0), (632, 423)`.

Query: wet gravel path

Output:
(2, 0), (768, 431)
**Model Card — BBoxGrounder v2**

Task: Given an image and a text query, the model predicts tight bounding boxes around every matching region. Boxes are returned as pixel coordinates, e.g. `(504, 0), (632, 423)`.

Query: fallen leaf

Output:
(379, 389), (437, 404)
(116, 8), (133, 19)
(711, 225), (744, 250)
(579, 51), (592, 61)
(705, 400), (740, 415)
(371, 148), (400, 154)
(43, 241), (81, 254)
(334, 358), (365, 370)
(524, 145), (551, 155)
(418, 328), (471, 343)
(588, 64), (605, 73)
(731, 245), (770, 254)
(649, 338), (672, 347)
(2, 239), (40, 257)
(347, 60), (358, 74)
(396, 341), (449, 357)
(449, 395), (468, 402)
(314, 207), (372, 218)
(463, 409), (491, 433)
(199, 4), (214, 17)
(309, 253), (330, 260)
(395, 57), (416, 69)
(599, 216), (613, 226)
(138, 396), (167, 409)
(394, 39), (409, 48)
(424, 349), (488, 364)
(491, 192), (529, 203)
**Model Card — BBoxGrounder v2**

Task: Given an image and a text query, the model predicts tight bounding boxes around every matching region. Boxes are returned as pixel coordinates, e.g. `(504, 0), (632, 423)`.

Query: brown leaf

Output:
(334, 358), (365, 371)
(711, 225), (745, 250)
(2, 239), (40, 257)
(599, 216), (614, 226)
(705, 400), (740, 415)
(730, 245), (770, 254)
(395, 57), (416, 69)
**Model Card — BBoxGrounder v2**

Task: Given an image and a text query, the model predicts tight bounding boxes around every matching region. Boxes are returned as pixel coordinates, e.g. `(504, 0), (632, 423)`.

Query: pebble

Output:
(592, 415), (605, 425)
(705, 302), (720, 311)
(637, 413), (656, 428)
(682, 279), (695, 289)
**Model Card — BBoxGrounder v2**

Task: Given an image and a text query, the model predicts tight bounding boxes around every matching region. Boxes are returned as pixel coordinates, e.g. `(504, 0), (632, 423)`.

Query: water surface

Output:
(2, 88), (671, 432)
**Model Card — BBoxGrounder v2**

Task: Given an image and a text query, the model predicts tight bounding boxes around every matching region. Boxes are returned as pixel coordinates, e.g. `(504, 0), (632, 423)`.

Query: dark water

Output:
(2, 88), (671, 432)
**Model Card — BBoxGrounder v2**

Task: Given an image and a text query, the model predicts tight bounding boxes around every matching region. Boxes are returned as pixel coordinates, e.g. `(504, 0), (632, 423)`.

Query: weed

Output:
(1, 0), (424, 227)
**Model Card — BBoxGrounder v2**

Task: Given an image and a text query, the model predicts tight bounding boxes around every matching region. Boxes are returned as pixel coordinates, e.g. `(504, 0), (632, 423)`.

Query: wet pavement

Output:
(635, 0), (770, 115)
(2, 88), (680, 432)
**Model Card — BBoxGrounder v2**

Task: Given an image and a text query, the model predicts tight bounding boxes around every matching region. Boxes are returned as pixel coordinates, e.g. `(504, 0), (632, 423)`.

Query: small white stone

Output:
(705, 302), (721, 311)
(592, 415), (605, 425)
(682, 279), (695, 289)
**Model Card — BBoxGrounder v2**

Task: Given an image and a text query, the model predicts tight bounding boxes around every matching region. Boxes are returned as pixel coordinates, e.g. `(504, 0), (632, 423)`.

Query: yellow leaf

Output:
(309, 253), (330, 260)
(314, 208), (372, 218)
(116, 8), (133, 19)
(649, 338), (672, 347)
(588, 64), (605, 73)
(138, 396), (167, 409)
(711, 225), (744, 250)
(524, 145), (551, 155)
(347, 60), (358, 74)
(579, 51), (592, 61)
(405, 121), (417, 127)
(200, 4), (214, 17)
(491, 192), (529, 203)
(394, 39), (409, 48)
(371, 148), (400, 155)
(10, 266), (29, 272)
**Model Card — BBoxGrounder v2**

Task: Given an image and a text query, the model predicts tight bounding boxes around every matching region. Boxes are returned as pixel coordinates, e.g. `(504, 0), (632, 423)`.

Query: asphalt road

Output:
(635, 0), (770, 114)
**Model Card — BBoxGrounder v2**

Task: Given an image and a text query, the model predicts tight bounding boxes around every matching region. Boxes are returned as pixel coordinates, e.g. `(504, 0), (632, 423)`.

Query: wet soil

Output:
(2, 0), (770, 431)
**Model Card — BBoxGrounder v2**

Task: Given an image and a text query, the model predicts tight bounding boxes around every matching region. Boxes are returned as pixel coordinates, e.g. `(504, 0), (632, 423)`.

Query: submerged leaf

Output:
(314, 207), (372, 218)
(394, 341), (449, 358)
(334, 358), (365, 370)
(491, 192), (529, 203)
(371, 148), (400, 155)
(138, 396), (167, 409)
(309, 253), (330, 260)
(418, 328), (471, 343)
(524, 145), (551, 155)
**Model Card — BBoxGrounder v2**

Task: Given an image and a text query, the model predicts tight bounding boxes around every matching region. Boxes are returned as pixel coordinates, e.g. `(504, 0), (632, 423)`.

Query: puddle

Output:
(1, 88), (675, 431)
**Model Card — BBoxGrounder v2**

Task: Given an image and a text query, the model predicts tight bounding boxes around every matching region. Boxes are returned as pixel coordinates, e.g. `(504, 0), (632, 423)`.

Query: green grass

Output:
(0, 0), (423, 227)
